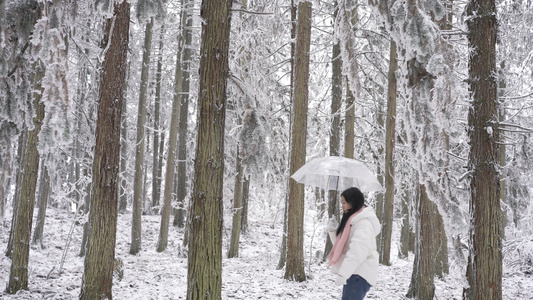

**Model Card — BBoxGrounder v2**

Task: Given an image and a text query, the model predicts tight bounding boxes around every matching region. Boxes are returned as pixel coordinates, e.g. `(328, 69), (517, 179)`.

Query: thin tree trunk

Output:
(380, 39), (398, 266)
(324, 0), (343, 261)
(152, 26), (165, 212)
(241, 175), (250, 233)
(119, 80), (129, 213)
(32, 159), (50, 248)
(158, 6), (185, 251)
(143, 131), (150, 213)
(186, 0), (232, 298)
(174, 0), (193, 228)
(344, 84), (355, 159)
(228, 147), (244, 258)
(342, 0), (360, 162)
(7, 63), (45, 294)
(79, 2), (130, 298)
(398, 186), (410, 259)
(285, 0), (311, 282)
(0, 168), (6, 221)
(277, 192), (288, 270)
(464, 0), (502, 298)
(131, 17), (154, 255)
(277, 0), (297, 271)
(498, 61), (507, 238)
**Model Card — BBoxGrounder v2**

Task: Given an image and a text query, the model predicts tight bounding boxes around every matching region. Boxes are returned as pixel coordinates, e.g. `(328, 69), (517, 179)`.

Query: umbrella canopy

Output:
(291, 156), (382, 193)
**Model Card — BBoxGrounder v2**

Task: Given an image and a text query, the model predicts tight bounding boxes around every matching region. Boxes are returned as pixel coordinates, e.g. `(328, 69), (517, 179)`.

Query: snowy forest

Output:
(1, 0), (532, 299)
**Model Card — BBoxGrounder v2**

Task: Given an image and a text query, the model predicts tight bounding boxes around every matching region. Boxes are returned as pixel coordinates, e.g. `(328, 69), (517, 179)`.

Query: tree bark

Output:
(131, 17), (154, 255)
(186, 0), (232, 298)
(285, 0), (311, 282)
(7, 64), (45, 294)
(464, 0), (502, 298)
(79, 2), (130, 298)
(6, 129), (27, 258)
(407, 184), (436, 299)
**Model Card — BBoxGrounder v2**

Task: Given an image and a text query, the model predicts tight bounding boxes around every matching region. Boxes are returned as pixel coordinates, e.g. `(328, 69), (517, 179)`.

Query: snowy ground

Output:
(1, 205), (532, 299)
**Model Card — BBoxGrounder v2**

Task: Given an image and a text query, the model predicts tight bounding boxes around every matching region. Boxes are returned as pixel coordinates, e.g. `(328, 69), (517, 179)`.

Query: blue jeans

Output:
(342, 275), (371, 300)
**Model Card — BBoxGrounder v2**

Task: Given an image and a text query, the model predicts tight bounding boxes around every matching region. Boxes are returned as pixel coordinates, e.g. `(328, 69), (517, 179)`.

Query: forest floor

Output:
(1, 205), (532, 299)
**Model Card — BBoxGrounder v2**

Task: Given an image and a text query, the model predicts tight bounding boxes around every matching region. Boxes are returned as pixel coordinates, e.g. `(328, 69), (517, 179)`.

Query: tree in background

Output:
(277, 0), (297, 271)
(174, 0), (193, 228)
(158, 0), (186, 251)
(131, 5), (156, 255)
(323, 0), (343, 260)
(186, 0), (233, 298)
(32, 158), (50, 248)
(79, 1), (130, 298)
(382, 39), (398, 264)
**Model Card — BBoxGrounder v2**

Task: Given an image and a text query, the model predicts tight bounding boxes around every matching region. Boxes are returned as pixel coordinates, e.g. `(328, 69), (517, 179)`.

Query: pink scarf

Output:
(328, 207), (364, 267)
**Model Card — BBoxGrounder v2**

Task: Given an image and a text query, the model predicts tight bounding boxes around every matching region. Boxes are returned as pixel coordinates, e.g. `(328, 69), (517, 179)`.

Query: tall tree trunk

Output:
(7, 64), (45, 294)
(119, 81), (129, 214)
(79, 2), (130, 298)
(285, 0), (311, 282)
(186, 0), (232, 298)
(498, 61), (507, 238)
(174, 0), (193, 227)
(158, 4), (186, 251)
(152, 25), (165, 212)
(324, 0), (343, 261)
(131, 17), (154, 255)
(277, 0), (297, 271)
(380, 39), (398, 266)
(32, 159), (50, 248)
(227, 0), (249, 258)
(464, 0), (502, 298)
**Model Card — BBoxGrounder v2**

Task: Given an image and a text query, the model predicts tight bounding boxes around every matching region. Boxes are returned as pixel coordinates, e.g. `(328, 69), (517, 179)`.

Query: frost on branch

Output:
(135, 0), (165, 22)
(239, 108), (266, 176)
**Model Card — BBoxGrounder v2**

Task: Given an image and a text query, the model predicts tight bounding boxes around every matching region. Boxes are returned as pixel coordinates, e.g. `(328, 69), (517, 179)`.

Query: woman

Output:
(327, 187), (381, 300)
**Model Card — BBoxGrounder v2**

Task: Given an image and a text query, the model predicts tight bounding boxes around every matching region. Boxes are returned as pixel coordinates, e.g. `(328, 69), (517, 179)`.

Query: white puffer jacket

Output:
(328, 207), (381, 286)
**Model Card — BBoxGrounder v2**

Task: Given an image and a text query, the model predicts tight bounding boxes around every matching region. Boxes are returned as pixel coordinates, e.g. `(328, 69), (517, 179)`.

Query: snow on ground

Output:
(1, 205), (532, 299)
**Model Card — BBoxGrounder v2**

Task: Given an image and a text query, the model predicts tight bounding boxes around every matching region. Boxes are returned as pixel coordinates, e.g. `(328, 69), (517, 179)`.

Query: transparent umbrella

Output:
(291, 156), (382, 193)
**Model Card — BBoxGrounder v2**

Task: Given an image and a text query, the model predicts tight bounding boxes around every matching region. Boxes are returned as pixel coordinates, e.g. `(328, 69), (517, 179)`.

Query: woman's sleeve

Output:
(328, 228), (337, 244)
(337, 219), (374, 280)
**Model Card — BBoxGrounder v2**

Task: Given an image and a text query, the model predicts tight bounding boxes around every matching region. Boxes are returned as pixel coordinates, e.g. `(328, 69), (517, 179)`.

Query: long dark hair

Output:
(336, 187), (365, 236)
